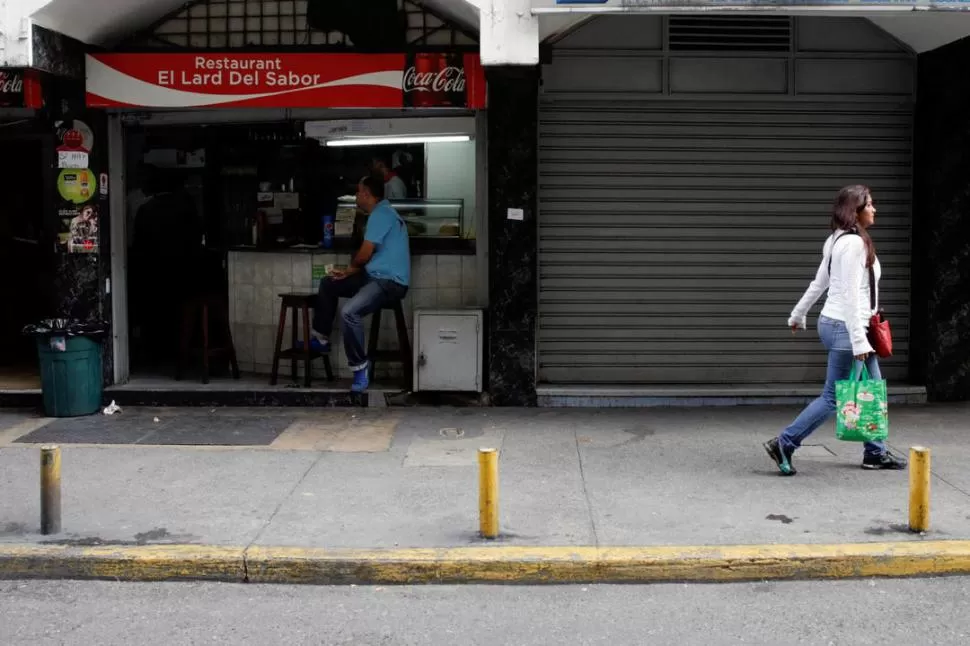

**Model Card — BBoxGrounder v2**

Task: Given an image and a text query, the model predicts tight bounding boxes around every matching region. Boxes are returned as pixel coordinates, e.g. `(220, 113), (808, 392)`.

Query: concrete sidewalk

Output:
(0, 404), (969, 583)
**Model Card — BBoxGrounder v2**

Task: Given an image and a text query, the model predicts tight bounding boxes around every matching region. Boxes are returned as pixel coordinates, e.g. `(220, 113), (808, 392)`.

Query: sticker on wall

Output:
(75, 121), (95, 152)
(57, 207), (77, 246)
(56, 121), (95, 169)
(62, 203), (99, 254)
(55, 120), (94, 153)
(58, 149), (89, 169)
(99, 172), (109, 198)
(57, 169), (97, 204)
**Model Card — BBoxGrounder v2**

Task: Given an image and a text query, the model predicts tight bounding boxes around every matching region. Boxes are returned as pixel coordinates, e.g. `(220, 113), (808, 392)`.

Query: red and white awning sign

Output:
(86, 52), (486, 110)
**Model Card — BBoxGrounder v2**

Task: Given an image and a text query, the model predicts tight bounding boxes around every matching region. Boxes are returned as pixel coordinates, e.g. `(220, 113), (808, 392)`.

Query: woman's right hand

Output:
(854, 353), (870, 362)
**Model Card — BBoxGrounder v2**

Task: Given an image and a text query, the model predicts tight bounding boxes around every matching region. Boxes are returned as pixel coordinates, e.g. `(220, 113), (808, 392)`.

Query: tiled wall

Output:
(228, 251), (479, 382)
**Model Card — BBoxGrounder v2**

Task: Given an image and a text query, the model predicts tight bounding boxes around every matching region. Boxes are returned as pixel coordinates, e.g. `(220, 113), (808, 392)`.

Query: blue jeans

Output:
(313, 272), (408, 371)
(778, 316), (886, 458)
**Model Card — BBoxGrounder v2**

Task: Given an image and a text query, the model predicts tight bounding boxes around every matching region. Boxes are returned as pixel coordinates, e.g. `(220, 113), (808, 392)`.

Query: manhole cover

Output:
(439, 428), (465, 440)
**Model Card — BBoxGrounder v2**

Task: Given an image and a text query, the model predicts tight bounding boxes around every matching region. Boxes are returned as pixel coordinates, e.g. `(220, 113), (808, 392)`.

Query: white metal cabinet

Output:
(413, 309), (483, 392)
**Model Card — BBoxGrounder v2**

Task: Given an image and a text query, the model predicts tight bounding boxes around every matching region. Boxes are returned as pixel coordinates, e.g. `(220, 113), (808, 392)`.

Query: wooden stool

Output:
(176, 293), (240, 385)
(270, 293), (334, 387)
(367, 300), (412, 391)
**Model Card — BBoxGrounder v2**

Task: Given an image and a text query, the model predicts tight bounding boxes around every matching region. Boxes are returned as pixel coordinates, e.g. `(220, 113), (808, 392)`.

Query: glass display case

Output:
(337, 197), (466, 240)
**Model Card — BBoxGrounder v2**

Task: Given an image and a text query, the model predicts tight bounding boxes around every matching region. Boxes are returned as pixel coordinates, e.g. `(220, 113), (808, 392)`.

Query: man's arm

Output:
(335, 211), (390, 278)
(332, 242), (374, 279)
(350, 241), (376, 271)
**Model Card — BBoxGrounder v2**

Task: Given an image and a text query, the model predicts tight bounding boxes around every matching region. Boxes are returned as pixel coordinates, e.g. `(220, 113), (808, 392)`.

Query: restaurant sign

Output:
(86, 53), (486, 109)
(0, 69), (43, 108)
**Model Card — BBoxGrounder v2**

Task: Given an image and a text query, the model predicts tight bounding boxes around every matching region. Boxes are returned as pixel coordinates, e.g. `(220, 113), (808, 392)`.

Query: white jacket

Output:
(788, 231), (880, 356)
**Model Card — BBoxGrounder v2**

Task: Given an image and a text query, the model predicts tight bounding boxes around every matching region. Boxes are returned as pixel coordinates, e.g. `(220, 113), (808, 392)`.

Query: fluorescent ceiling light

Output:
(326, 135), (471, 147)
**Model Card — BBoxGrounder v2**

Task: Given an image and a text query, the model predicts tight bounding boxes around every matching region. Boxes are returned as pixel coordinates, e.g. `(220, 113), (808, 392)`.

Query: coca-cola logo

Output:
(403, 66), (466, 94)
(0, 71), (24, 95)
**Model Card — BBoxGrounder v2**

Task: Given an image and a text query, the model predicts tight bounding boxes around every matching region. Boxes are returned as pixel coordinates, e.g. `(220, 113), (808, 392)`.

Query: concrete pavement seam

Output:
(930, 472), (970, 499)
(886, 440), (970, 499)
(573, 427), (600, 548)
(245, 451), (327, 552)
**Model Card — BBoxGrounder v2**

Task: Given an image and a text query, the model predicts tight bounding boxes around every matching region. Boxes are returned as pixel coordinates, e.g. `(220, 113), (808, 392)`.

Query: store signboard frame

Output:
(537, 0), (970, 9)
(85, 52), (486, 110)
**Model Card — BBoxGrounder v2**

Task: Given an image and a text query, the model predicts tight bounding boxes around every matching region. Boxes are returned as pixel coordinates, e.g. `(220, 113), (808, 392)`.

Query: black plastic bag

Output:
(23, 318), (107, 338)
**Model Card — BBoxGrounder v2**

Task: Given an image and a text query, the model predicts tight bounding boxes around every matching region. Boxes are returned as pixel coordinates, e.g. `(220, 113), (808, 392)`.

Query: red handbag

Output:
(868, 311), (892, 358)
(865, 265), (892, 358)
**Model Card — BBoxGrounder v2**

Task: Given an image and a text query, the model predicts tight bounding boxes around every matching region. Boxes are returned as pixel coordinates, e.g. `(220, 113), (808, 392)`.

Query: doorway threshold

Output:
(0, 374), (408, 410)
(105, 374), (405, 408)
(536, 384), (928, 408)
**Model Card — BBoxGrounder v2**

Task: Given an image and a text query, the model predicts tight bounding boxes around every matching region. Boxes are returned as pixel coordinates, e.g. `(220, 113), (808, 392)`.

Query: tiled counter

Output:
(228, 250), (480, 382)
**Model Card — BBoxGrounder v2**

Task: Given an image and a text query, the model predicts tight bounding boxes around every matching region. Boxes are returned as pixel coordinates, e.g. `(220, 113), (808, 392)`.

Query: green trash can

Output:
(36, 335), (103, 418)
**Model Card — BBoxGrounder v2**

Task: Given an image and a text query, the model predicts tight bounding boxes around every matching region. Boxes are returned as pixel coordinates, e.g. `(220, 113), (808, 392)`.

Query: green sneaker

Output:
(764, 438), (797, 476)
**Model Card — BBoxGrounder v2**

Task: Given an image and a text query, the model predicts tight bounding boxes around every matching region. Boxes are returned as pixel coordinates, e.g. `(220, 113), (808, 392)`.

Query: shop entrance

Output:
(115, 113), (479, 391)
(121, 118), (434, 383)
(124, 125), (214, 378)
(0, 134), (55, 389)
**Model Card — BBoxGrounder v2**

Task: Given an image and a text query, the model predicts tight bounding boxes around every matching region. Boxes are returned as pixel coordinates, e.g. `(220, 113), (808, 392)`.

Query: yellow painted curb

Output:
(2, 541), (970, 585)
(0, 544), (245, 582)
(245, 542), (970, 584)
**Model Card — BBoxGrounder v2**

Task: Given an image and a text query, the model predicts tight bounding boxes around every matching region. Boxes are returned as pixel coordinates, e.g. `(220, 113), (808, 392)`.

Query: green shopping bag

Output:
(835, 363), (889, 442)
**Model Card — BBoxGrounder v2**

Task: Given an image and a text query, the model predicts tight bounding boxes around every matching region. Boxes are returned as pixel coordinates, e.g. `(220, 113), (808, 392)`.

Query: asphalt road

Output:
(1, 577), (968, 645)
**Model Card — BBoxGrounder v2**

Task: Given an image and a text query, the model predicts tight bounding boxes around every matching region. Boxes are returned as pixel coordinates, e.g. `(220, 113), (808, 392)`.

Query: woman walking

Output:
(764, 185), (907, 476)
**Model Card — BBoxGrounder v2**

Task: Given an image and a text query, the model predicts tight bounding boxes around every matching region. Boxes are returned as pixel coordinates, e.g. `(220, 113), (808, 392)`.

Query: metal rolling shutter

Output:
(538, 100), (913, 385)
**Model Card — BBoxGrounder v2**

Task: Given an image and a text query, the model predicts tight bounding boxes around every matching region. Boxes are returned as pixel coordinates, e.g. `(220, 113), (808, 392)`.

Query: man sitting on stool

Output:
(311, 174), (410, 392)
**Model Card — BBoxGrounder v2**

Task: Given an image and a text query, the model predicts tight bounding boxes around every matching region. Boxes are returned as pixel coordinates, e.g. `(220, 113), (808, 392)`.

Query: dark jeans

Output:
(313, 272), (408, 371)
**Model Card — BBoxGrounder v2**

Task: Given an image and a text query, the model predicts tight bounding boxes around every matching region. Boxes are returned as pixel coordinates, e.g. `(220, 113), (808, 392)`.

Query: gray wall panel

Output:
(796, 17), (908, 53)
(553, 15), (664, 50)
(795, 59), (915, 96)
(669, 58), (789, 94)
(543, 55), (663, 94)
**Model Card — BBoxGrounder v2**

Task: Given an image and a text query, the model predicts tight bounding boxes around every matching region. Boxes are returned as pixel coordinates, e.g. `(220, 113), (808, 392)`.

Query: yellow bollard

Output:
(40, 445), (62, 535)
(909, 446), (931, 533)
(478, 448), (499, 539)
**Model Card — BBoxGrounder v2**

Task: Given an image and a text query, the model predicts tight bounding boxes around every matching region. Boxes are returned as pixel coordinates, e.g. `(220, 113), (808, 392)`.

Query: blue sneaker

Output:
(295, 338), (329, 353)
(351, 368), (370, 393)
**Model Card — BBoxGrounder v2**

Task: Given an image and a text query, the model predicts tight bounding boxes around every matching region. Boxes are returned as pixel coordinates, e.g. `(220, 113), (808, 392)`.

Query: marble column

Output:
(48, 89), (113, 386)
(913, 37), (970, 401)
(486, 66), (540, 406)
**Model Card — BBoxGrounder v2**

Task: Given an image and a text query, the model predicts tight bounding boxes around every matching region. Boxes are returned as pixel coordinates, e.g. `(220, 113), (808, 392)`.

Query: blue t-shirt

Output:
(364, 200), (410, 287)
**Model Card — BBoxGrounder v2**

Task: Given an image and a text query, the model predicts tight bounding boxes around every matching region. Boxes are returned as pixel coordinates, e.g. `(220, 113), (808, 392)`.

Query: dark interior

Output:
(0, 134), (54, 387)
(126, 122), (424, 377)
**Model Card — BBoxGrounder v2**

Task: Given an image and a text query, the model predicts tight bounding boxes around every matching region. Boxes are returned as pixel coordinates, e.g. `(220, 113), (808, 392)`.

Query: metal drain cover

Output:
(439, 428), (465, 440)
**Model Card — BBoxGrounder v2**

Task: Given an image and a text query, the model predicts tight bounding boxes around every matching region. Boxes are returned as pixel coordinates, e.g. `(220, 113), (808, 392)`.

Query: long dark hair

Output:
(830, 184), (875, 268)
